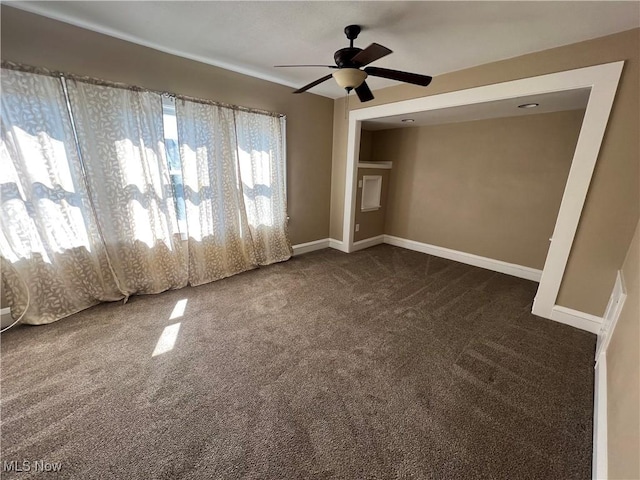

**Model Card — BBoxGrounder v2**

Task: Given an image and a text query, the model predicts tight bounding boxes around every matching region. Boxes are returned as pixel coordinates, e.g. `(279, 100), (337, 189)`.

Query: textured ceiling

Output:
(8, 1), (640, 98)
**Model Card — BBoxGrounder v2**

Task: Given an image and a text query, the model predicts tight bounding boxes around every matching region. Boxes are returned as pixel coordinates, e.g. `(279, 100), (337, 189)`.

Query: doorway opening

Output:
(341, 62), (623, 332)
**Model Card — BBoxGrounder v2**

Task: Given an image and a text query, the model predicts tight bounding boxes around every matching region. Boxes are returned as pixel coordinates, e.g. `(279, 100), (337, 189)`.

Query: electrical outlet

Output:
(355, 224), (360, 232)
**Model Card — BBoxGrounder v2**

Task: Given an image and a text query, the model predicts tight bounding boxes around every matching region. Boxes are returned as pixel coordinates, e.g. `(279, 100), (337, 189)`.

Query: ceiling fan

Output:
(275, 25), (432, 102)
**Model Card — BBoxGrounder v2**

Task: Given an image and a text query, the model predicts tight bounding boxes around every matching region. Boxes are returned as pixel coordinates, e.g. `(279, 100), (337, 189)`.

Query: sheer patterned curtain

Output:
(235, 111), (292, 265)
(0, 69), (124, 325)
(1, 66), (293, 326)
(66, 81), (188, 295)
(176, 99), (257, 286)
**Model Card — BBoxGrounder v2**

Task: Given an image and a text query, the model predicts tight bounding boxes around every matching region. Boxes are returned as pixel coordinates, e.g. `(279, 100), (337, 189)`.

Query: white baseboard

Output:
(291, 237), (378, 256)
(593, 352), (608, 480)
(352, 235), (385, 252)
(383, 235), (543, 282)
(329, 238), (349, 253)
(596, 270), (627, 359)
(292, 238), (330, 256)
(547, 306), (603, 334)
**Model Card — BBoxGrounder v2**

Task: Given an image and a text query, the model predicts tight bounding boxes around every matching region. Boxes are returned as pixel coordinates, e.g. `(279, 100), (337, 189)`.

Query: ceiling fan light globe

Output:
(333, 68), (368, 90)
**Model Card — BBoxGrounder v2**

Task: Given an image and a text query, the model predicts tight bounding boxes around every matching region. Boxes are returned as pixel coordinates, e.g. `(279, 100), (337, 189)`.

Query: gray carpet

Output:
(1, 245), (596, 479)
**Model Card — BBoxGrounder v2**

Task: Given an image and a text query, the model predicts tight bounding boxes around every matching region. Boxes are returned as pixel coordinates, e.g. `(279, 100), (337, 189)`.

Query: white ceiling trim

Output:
(7, 2), (311, 95)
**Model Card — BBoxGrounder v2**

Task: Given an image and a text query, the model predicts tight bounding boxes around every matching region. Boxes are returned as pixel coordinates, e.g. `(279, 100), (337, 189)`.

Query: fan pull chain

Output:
(344, 89), (349, 120)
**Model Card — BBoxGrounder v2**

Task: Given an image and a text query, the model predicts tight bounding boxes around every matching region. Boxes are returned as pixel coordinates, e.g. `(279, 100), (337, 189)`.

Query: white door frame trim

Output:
(342, 61), (623, 324)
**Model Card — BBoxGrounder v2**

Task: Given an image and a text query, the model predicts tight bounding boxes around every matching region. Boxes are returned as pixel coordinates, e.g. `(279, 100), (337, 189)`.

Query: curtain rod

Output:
(1, 60), (285, 119)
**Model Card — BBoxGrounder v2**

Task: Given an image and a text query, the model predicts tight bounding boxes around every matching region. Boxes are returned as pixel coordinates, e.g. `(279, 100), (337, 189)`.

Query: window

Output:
(161, 96), (186, 235)
(2, 66), (291, 326)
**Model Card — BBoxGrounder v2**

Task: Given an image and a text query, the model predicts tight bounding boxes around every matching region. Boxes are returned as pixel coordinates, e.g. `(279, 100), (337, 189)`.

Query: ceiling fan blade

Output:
(293, 74), (334, 94)
(350, 43), (393, 67)
(275, 64), (337, 68)
(364, 67), (432, 86)
(355, 81), (374, 103)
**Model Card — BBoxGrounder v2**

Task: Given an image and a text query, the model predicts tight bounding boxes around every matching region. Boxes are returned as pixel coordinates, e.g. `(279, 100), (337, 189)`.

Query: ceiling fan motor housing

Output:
(334, 48), (363, 68)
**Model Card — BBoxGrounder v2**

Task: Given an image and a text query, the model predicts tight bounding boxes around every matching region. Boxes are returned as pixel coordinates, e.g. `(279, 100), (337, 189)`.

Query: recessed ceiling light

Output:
(518, 103), (539, 109)
(401, 118), (415, 123)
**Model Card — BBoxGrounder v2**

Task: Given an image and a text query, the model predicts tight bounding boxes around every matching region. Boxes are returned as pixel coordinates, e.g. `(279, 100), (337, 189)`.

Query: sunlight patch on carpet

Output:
(152, 323), (181, 357)
(169, 299), (188, 320)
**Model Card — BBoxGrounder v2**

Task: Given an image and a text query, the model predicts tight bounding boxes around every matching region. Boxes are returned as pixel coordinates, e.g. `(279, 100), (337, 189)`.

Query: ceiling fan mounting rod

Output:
(344, 24), (361, 48)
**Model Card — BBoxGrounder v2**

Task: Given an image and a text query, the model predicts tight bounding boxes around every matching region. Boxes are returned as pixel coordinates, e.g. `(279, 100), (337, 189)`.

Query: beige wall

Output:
(371, 110), (584, 270)
(0, 6), (334, 246)
(607, 219), (640, 480)
(353, 168), (390, 243)
(359, 130), (373, 162)
(330, 28), (639, 316)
